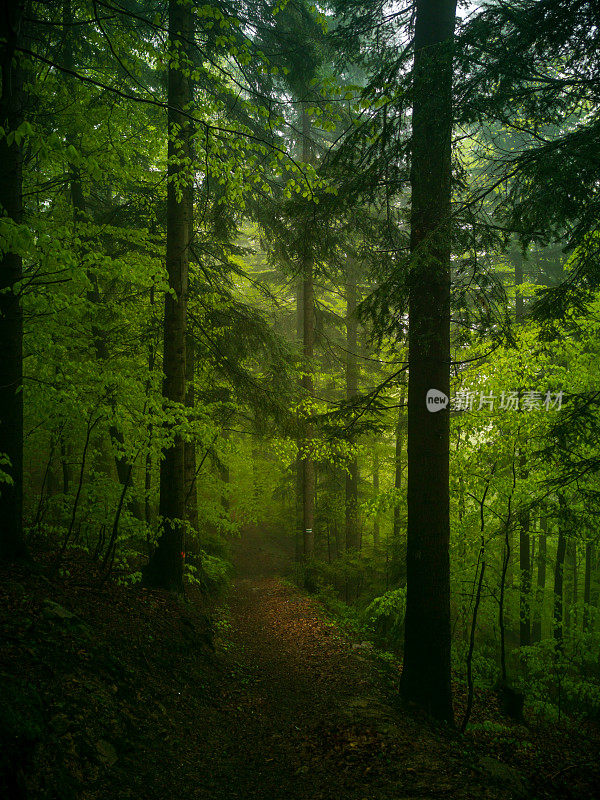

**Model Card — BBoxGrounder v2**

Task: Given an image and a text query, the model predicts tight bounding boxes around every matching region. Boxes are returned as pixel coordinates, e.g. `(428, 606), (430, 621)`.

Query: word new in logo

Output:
(426, 389), (449, 412)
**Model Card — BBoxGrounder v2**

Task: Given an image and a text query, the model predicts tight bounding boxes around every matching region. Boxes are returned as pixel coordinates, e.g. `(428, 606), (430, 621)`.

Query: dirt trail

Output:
(191, 528), (503, 800)
(2, 535), (594, 799)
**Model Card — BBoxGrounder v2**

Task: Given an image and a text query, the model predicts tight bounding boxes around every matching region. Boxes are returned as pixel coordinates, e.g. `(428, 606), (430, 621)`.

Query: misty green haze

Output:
(1, 1), (599, 798)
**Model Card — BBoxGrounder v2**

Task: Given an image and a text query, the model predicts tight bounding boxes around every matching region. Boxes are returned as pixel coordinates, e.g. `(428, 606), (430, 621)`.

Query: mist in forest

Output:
(1, 1), (600, 798)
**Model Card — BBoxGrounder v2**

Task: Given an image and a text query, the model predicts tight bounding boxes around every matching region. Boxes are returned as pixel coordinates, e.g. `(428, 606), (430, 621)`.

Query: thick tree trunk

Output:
(0, 0), (28, 561)
(345, 263), (360, 552)
(400, 0), (456, 724)
(143, 0), (192, 591)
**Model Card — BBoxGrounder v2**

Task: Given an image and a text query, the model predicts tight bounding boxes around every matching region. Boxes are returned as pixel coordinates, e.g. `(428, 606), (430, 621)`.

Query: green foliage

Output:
(520, 639), (600, 720)
(361, 588), (406, 649)
(1, 0), (600, 742)
(186, 552), (232, 595)
(0, 453), (13, 485)
(314, 584), (363, 635)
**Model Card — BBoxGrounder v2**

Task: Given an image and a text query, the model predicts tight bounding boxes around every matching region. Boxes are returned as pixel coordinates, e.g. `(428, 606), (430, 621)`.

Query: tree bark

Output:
(0, 0), (28, 561)
(513, 249), (531, 649)
(372, 449), (380, 552)
(531, 517), (547, 642)
(144, 286), (157, 534)
(301, 104), (315, 560)
(295, 278), (303, 561)
(519, 499), (531, 647)
(565, 540), (577, 634)
(391, 377), (406, 584)
(511, 239), (525, 320)
(400, 0), (456, 724)
(143, 0), (192, 591)
(184, 333), (199, 536)
(60, 437), (70, 494)
(553, 507), (567, 642)
(345, 261), (360, 552)
(584, 540), (593, 631)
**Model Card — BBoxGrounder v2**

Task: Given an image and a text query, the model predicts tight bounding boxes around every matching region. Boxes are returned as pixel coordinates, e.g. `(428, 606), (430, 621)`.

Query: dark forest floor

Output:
(1, 529), (599, 799)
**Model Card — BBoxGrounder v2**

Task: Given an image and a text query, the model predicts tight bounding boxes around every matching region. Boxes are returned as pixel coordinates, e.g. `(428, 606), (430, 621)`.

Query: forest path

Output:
(191, 527), (503, 800)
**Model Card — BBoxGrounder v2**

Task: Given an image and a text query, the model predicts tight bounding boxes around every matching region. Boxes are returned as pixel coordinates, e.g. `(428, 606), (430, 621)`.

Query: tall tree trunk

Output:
(513, 250), (531, 648)
(531, 517), (547, 643)
(400, 0), (456, 724)
(0, 0), (28, 561)
(565, 540), (577, 634)
(184, 334), (199, 537)
(573, 541), (578, 629)
(184, 116), (198, 547)
(391, 377), (406, 584)
(301, 104), (315, 560)
(144, 286), (157, 533)
(511, 239), (525, 320)
(251, 442), (260, 504)
(295, 279), (303, 561)
(46, 435), (60, 498)
(345, 261), (360, 552)
(372, 449), (380, 552)
(60, 437), (70, 494)
(219, 436), (230, 514)
(302, 270), (315, 561)
(584, 540), (593, 631)
(519, 498), (531, 647)
(143, 0), (192, 591)
(591, 545), (600, 619)
(553, 509), (567, 642)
